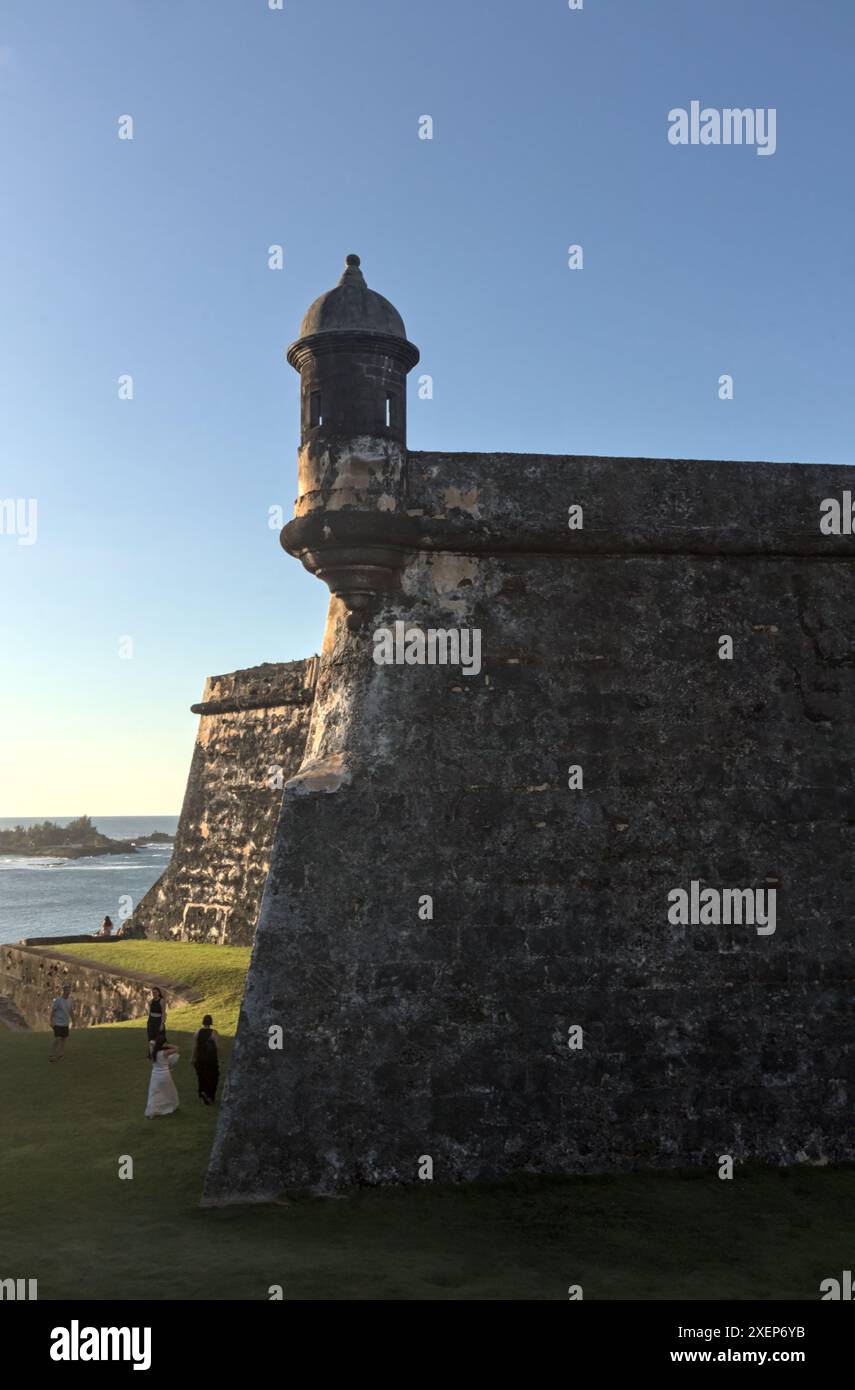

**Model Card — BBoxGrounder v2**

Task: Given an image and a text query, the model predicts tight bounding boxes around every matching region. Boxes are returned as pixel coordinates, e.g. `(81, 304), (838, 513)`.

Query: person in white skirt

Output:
(145, 1032), (180, 1117)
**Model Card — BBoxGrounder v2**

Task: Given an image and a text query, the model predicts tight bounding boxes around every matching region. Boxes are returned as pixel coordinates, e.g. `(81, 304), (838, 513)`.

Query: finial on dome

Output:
(338, 253), (366, 287)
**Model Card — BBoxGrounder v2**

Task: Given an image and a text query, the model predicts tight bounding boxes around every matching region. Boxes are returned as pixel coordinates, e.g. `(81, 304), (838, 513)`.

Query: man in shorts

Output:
(49, 984), (73, 1061)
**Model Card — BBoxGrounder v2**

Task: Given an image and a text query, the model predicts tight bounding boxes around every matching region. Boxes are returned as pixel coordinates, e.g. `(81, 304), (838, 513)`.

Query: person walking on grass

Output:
(49, 984), (72, 1062)
(191, 1014), (220, 1105)
(144, 1032), (180, 1117)
(145, 987), (167, 1058)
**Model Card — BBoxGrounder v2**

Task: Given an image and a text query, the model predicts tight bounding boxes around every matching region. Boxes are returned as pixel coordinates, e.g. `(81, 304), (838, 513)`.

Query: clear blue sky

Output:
(1, 0), (852, 813)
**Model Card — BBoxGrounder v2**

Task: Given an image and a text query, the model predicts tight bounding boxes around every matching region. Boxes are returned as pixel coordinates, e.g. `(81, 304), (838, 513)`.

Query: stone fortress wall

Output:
(203, 447), (855, 1201)
(130, 659), (317, 946)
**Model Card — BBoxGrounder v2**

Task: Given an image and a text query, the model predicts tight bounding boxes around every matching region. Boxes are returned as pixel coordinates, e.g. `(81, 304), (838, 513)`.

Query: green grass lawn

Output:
(1, 940), (853, 1300)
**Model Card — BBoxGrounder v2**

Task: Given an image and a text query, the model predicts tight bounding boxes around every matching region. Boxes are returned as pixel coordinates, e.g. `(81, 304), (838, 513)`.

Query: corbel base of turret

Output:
(281, 514), (419, 632)
(307, 549), (402, 630)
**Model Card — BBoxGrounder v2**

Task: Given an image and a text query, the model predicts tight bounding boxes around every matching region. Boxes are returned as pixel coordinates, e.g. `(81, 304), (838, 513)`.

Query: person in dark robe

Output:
(191, 1014), (220, 1105)
(146, 988), (167, 1058)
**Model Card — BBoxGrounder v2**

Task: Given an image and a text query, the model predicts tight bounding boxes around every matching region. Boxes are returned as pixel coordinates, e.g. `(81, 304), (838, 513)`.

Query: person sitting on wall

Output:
(145, 987), (167, 1058)
(95, 915), (114, 937)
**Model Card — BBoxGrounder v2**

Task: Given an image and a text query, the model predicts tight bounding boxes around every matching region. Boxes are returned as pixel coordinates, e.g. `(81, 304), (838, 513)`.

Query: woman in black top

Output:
(146, 988), (166, 1057)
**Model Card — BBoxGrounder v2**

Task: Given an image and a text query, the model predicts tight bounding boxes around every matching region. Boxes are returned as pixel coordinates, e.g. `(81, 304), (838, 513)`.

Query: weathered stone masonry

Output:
(131, 659), (317, 946)
(199, 257), (854, 1201)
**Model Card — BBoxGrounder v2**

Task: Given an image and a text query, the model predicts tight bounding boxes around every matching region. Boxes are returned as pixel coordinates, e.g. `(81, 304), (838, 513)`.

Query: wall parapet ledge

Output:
(403, 453), (855, 559)
(190, 692), (314, 715)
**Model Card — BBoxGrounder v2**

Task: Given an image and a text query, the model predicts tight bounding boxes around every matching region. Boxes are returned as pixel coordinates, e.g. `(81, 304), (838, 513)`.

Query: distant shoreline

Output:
(0, 824), (175, 860)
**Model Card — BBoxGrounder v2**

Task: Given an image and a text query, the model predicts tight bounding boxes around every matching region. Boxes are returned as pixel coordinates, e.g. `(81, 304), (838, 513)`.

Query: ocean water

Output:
(0, 816), (179, 945)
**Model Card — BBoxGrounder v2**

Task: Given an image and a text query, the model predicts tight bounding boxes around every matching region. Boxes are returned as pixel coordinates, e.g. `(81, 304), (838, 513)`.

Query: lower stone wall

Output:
(128, 658), (317, 945)
(0, 945), (198, 1030)
(18, 934), (109, 947)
